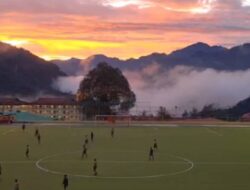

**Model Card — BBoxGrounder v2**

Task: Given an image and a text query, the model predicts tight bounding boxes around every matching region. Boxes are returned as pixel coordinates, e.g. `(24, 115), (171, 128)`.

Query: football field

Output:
(1, 122), (250, 190)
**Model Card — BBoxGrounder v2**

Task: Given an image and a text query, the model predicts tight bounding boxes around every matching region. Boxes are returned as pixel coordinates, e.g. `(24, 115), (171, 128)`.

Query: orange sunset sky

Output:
(0, 0), (250, 60)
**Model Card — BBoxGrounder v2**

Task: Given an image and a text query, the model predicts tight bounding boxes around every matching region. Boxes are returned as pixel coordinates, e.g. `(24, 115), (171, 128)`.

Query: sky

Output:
(0, 0), (250, 60)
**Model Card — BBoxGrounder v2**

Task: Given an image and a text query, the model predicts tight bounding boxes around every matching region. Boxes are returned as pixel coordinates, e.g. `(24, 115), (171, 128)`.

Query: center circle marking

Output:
(36, 151), (194, 179)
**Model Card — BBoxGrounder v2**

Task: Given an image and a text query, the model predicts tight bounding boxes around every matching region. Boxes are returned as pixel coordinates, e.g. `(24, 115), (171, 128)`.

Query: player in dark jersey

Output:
(111, 128), (114, 138)
(149, 147), (154, 161)
(62, 174), (69, 190)
(25, 145), (30, 159)
(22, 123), (26, 131)
(34, 128), (39, 137)
(90, 132), (94, 142)
(14, 179), (19, 190)
(81, 144), (88, 159)
(93, 158), (98, 176)
(84, 135), (89, 145)
(37, 133), (41, 144)
(153, 139), (158, 151)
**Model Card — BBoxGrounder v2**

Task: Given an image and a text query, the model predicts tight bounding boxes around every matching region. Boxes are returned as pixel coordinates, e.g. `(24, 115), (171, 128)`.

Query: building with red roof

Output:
(0, 97), (83, 121)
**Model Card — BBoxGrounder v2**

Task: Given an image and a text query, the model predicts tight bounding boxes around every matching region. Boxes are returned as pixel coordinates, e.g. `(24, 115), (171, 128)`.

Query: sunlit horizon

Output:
(0, 0), (250, 60)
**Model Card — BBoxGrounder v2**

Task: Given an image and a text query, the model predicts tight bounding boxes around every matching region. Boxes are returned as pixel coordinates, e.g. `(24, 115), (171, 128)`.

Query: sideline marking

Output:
(2, 128), (16, 135)
(35, 151), (194, 179)
(205, 128), (223, 136)
(195, 161), (250, 165)
(132, 124), (178, 127)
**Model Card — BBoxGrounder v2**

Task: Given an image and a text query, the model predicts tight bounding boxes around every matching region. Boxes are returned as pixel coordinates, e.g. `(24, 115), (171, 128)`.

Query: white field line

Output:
(1, 128), (16, 135)
(35, 156), (165, 179)
(0, 160), (36, 164)
(35, 151), (194, 179)
(0, 159), (187, 165)
(205, 128), (223, 136)
(7, 122), (250, 128)
(1, 127), (38, 137)
(202, 125), (217, 127)
(201, 124), (250, 128)
(38, 160), (189, 164)
(165, 155), (194, 177)
(195, 162), (250, 165)
(131, 124), (178, 127)
(1, 160), (250, 165)
(35, 123), (179, 128)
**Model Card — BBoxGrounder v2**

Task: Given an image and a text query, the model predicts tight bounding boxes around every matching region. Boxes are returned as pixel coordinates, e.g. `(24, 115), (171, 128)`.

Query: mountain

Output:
(195, 96), (250, 121)
(53, 58), (82, 75)
(230, 97), (250, 116)
(221, 97), (250, 120)
(0, 42), (66, 96)
(53, 42), (250, 75)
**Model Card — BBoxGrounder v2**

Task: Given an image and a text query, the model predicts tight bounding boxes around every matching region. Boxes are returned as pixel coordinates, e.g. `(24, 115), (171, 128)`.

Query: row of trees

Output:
(182, 103), (248, 121)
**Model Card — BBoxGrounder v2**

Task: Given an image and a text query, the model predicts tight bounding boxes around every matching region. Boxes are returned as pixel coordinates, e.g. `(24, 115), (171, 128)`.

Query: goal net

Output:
(95, 115), (131, 127)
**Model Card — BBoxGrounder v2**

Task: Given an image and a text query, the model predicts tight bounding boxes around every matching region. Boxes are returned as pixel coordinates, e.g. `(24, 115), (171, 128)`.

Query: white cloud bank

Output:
(53, 64), (250, 114)
(53, 76), (84, 94)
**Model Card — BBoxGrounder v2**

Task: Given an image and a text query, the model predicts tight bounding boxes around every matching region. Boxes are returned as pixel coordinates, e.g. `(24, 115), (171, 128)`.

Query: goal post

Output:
(94, 115), (131, 127)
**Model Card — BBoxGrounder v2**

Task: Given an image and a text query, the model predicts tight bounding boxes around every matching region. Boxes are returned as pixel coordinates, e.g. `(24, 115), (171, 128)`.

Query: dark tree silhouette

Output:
(77, 62), (136, 118)
(157, 106), (171, 120)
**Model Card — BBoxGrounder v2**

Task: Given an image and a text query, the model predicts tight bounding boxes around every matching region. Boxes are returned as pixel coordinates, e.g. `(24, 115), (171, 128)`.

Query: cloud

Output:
(1, 0), (250, 59)
(242, 0), (250, 6)
(123, 65), (250, 115)
(103, 0), (153, 8)
(52, 76), (84, 94)
(53, 64), (250, 115)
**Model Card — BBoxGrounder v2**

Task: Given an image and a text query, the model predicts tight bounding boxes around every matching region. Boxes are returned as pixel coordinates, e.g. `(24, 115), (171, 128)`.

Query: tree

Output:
(198, 104), (219, 118)
(182, 110), (189, 118)
(77, 62), (136, 118)
(141, 110), (148, 117)
(190, 108), (198, 118)
(157, 106), (171, 120)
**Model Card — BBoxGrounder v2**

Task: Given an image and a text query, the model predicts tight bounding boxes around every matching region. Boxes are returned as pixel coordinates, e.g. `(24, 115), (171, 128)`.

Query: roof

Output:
(0, 98), (23, 105)
(241, 113), (250, 119)
(0, 97), (78, 106)
(32, 98), (78, 105)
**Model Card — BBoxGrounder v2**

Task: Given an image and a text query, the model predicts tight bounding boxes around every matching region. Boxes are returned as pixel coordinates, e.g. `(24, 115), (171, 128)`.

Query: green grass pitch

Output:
(1, 123), (250, 190)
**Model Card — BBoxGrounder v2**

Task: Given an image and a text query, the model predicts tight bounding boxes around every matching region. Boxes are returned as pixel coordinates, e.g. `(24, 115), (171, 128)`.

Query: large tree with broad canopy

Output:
(77, 62), (136, 117)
